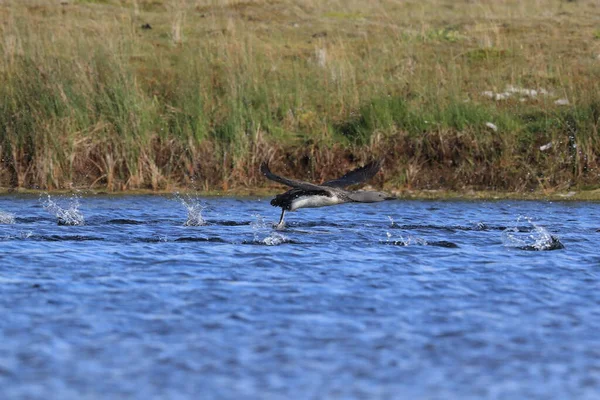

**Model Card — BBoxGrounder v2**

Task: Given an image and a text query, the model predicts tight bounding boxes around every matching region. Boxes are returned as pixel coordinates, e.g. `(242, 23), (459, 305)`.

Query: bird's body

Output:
(272, 189), (346, 211)
(260, 160), (394, 228)
(288, 193), (344, 211)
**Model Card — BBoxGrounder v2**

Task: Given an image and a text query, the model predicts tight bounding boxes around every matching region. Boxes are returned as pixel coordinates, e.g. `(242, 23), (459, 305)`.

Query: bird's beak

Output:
(385, 196), (397, 200)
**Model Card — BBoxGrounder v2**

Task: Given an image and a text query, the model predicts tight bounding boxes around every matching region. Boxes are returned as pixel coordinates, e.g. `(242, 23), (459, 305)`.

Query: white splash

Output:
(263, 232), (287, 246)
(473, 222), (487, 230)
(386, 216), (429, 245)
(0, 211), (15, 224)
(1, 230), (32, 241)
(385, 232), (427, 246)
(502, 216), (563, 251)
(175, 192), (206, 226)
(401, 235), (428, 246)
(252, 214), (288, 245)
(42, 194), (85, 226)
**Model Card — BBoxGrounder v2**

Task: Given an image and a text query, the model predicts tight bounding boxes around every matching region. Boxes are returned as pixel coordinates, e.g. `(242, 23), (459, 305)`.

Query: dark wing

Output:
(260, 162), (327, 191)
(322, 160), (383, 188)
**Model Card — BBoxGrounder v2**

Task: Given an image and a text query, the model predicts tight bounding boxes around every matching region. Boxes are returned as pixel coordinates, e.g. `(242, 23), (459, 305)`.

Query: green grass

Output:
(0, 0), (599, 192)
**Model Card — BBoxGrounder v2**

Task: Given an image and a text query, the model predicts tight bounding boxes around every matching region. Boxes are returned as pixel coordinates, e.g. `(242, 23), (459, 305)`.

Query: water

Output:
(40, 193), (85, 226)
(1, 195), (599, 399)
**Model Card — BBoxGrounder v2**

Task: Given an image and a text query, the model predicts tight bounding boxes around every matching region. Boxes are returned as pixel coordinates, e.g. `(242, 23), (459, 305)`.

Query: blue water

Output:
(1, 194), (599, 399)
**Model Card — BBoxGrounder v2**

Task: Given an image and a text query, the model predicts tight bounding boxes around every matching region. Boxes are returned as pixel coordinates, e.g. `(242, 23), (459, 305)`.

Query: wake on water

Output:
(175, 195), (289, 245)
(384, 216), (459, 248)
(385, 215), (563, 250)
(6, 196), (567, 251)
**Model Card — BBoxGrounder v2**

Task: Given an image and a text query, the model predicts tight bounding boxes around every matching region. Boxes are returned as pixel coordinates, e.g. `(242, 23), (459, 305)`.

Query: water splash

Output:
(174, 193), (206, 226)
(502, 216), (564, 251)
(0, 211), (15, 224)
(473, 222), (487, 230)
(384, 230), (428, 246)
(390, 235), (428, 246)
(251, 214), (289, 245)
(263, 232), (288, 246)
(41, 194), (85, 226)
(387, 215), (396, 227)
(1, 230), (32, 241)
(383, 224), (458, 247)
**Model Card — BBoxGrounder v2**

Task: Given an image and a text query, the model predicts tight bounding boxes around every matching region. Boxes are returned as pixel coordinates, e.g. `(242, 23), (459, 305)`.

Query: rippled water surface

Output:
(1, 195), (599, 399)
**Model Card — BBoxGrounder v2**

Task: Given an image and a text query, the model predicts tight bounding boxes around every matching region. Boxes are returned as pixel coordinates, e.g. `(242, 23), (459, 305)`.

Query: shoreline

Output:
(1, 187), (599, 201)
(1, 1), (599, 197)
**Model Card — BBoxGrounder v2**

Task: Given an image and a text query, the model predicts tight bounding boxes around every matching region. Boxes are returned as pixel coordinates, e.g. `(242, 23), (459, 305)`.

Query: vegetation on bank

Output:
(0, 0), (599, 193)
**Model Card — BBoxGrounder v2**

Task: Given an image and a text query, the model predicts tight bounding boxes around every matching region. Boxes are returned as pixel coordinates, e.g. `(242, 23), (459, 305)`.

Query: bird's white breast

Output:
(290, 195), (342, 211)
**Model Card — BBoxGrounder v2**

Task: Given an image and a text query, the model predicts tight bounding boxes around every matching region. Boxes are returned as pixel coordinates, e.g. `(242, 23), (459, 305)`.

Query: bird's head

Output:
(349, 191), (396, 203)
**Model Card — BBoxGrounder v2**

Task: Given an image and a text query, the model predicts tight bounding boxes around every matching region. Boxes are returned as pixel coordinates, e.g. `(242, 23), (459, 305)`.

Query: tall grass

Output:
(0, 0), (599, 192)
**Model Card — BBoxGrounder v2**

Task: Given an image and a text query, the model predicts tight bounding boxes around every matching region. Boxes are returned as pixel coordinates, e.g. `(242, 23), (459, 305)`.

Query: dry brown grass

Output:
(0, 0), (599, 192)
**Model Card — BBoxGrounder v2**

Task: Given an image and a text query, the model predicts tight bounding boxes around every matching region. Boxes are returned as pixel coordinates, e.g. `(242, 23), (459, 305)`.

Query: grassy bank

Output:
(0, 0), (599, 193)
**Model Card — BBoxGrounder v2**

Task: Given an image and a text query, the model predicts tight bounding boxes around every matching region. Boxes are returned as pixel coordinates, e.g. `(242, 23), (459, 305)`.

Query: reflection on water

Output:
(0, 195), (598, 399)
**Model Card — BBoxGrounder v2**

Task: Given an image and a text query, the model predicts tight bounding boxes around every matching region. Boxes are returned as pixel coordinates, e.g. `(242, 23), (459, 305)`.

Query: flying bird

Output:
(260, 160), (395, 228)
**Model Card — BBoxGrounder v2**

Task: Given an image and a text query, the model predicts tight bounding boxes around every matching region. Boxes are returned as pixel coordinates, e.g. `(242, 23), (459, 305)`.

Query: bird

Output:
(260, 160), (395, 229)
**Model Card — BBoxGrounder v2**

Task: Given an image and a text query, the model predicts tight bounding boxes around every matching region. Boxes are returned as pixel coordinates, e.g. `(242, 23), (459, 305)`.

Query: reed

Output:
(0, 0), (598, 192)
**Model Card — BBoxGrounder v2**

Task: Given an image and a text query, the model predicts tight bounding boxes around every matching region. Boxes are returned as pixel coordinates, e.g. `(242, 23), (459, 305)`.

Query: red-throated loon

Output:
(260, 160), (395, 229)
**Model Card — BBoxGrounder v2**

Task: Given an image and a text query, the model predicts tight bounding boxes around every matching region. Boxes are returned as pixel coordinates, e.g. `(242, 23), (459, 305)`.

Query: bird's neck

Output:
(346, 192), (366, 202)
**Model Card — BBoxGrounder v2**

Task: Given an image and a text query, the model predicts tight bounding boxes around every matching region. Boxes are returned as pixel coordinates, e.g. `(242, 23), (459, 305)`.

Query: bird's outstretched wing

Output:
(260, 162), (327, 191)
(322, 160), (383, 188)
